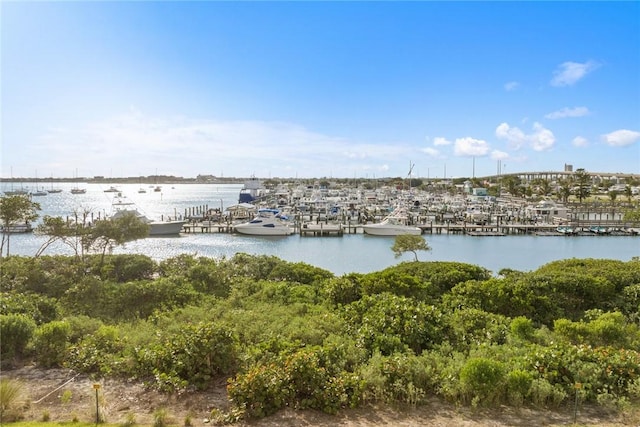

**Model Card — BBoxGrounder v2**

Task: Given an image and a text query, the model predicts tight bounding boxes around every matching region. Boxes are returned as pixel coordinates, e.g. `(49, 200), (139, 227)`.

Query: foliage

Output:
(227, 346), (361, 418)
(2, 253), (640, 420)
(33, 321), (71, 368)
(342, 293), (444, 356)
(0, 195), (40, 257)
(390, 234), (431, 261)
(136, 322), (238, 392)
(0, 379), (27, 422)
(459, 357), (505, 406)
(0, 314), (36, 366)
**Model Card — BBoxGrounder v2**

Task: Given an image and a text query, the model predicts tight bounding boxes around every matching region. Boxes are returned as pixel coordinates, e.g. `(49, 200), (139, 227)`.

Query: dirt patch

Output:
(3, 366), (637, 426)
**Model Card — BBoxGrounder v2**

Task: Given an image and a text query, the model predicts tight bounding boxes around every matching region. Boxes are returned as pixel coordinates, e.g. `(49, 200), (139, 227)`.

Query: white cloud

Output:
(433, 137), (451, 146)
(545, 106), (590, 119)
(572, 136), (589, 147)
(530, 122), (555, 151)
(550, 60), (599, 87)
(453, 137), (490, 157)
(495, 122), (556, 152)
(495, 122), (527, 149)
(490, 150), (509, 160)
(601, 129), (640, 147)
(504, 81), (519, 91)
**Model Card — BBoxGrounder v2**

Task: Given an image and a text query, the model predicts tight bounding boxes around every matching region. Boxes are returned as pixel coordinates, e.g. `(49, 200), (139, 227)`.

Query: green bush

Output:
(136, 322), (238, 391)
(459, 357), (505, 406)
(360, 352), (437, 405)
(227, 346), (361, 418)
(33, 321), (70, 368)
(506, 369), (533, 406)
(66, 325), (126, 375)
(0, 314), (36, 366)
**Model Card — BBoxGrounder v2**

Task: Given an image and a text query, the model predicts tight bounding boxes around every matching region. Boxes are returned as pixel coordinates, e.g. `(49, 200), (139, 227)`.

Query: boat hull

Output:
(234, 224), (294, 236)
(148, 220), (187, 236)
(362, 224), (422, 236)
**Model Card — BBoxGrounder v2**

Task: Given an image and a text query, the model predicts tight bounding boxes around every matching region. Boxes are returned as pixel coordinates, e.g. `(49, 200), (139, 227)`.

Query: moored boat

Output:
(234, 208), (294, 236)
(362, 206), (422, 236)
(110, 195), (186, 236)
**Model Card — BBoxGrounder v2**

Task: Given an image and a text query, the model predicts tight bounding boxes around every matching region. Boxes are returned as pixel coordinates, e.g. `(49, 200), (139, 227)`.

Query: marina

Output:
(1, 181), (638, 276)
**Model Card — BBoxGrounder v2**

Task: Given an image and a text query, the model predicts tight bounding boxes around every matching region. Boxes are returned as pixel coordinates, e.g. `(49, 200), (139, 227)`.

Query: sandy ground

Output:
(3, 366), (638, 426)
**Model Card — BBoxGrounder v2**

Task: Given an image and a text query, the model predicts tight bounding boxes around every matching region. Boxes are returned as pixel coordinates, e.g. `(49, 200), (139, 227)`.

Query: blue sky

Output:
(2, 1), (639, 179)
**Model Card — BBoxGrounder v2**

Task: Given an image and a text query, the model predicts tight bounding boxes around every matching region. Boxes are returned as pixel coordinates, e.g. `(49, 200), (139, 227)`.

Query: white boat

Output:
(238, 177), (267, 203)
(104, 186), (120, 193)
(70, 187), (87, 194)
(110, 195), (186, 236)
(362, 206), (422, 236)
(30, 189), (48, 197)
(234, 208), (294, 236)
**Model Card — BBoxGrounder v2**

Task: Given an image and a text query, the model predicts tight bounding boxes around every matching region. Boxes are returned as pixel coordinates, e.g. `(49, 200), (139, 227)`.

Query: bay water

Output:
(4, 183), (639, 276)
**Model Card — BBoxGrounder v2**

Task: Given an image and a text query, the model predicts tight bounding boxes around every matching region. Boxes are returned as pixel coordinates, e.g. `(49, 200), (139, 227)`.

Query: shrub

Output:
(459, 357), (505, 406)
(360, 352), (437, 405)
(528, 378), (567, 407)
(33, 320), (71, 368)
(136, 322), (238, 391)
(0, 314), (36, 366)
(227, 346), (362, 418)
(0, 379), (27, 422)
(510, 316), (535, 342)
(506, 369), (533, 406)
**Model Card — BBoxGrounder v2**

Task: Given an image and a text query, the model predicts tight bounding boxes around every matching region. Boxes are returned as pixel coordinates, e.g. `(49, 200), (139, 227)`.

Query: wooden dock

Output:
(180, 220), (638, 237)
(299, 223), (343, 237)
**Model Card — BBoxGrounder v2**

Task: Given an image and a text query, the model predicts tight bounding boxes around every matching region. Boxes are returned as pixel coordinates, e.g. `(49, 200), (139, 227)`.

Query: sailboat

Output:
(70, 169), (86, 194)
(30, 171), (48, 196)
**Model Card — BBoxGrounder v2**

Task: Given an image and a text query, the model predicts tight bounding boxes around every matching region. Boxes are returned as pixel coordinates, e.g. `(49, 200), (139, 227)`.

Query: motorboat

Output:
(238, 177), (267, 203)
(110, 195), (186, 236)
(70, 187), (87, 194)
(362, 206), (422, 236)
(234, 208), (294, 236)
(104, 186), (120, 193)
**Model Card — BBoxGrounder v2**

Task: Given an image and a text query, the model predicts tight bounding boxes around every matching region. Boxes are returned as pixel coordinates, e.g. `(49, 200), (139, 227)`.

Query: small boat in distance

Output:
(234, 208), (294, 236)
(362, 206), (422, 236)
(70, 187), (87, 194)
(104, 186), (120, 193)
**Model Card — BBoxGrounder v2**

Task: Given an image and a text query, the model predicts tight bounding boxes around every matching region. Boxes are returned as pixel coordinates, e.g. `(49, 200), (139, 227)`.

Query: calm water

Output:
(5, 183), (639, 275)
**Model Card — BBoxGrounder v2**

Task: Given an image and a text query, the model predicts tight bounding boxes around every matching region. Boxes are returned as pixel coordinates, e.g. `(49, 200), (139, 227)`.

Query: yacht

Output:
(110, 195), (186, 236)
(234, 208), (294, 236)
(362, 206), (422, 236)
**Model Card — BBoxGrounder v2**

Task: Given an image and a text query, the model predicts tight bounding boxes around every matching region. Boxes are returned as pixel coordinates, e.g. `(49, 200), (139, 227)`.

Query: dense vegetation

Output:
(1, 254), (639, 421)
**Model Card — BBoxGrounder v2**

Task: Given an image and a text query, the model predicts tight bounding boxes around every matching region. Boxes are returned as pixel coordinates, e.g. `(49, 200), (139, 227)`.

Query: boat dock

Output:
(181, 219), (638, 237)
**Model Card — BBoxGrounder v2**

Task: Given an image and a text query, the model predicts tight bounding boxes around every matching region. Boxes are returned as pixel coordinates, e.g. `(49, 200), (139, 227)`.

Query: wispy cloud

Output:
(421, 147), (442, 158)
(601, 129), (640, 147)
(572, 136), (589, 147)
(545, 106), (590, 119)
(504, 81), (519, 91)
(550, 60), (599, 87)
(490, 150), (509, 161)
(35, 110), (420, 177)
(495, 122), (556, 152)
(433, 137), (452, 146)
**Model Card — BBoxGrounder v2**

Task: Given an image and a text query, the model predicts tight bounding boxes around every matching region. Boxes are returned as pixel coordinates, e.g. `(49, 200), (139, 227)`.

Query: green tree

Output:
(0, 195), (40, 257)
(88, 212), (150, 265)
(391, 234), (431, 262)
(557, 179), (572, 203)
(624, 185), (633, 204)
(573, 168), (591, 203)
